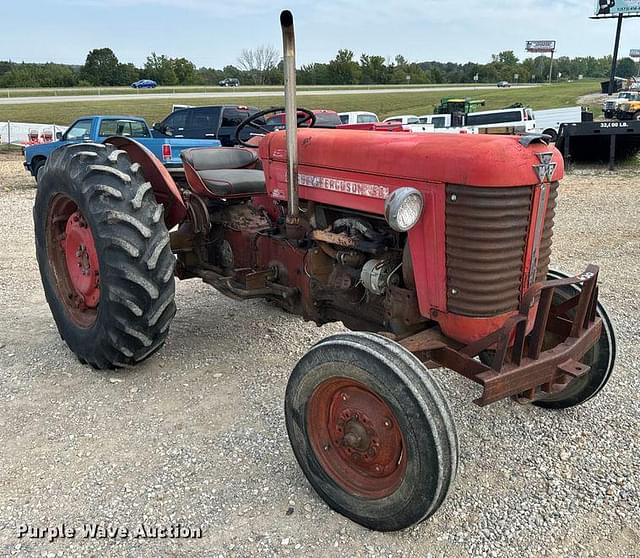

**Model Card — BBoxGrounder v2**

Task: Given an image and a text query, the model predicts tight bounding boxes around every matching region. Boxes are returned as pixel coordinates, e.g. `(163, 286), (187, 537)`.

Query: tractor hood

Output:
(260, 129), (564, 188)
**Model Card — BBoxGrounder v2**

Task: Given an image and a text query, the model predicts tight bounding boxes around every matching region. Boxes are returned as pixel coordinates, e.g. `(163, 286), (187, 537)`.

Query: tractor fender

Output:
(104, 136), (187, 230)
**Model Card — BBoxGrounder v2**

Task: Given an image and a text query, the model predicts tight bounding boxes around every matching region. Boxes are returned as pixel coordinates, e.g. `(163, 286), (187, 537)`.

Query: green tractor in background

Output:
(434, 97), (486, 115)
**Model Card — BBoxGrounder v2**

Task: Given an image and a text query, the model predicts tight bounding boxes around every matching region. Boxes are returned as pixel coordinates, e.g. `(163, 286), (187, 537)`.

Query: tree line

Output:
(0, 47), (637, 89)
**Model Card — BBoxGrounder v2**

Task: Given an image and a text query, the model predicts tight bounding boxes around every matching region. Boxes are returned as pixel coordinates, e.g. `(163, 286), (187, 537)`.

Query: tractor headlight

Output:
(384, 188), (424, 232)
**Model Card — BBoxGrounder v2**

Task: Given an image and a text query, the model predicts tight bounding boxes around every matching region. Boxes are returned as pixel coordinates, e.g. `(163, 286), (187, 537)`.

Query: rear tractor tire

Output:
(285, 332), (458, 531)
(34, 142), (177, 369)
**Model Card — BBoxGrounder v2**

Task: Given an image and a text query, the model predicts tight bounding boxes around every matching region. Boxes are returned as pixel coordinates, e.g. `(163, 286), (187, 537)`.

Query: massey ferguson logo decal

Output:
(298, 174), (390, 199)
(533, 152), (558, 183)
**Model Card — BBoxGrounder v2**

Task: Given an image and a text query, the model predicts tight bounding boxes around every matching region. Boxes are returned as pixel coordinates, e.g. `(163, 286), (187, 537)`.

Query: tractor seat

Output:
(181, 147), (258, 171)
(181, 147), (265, 198)
(197, 169), (266, 197)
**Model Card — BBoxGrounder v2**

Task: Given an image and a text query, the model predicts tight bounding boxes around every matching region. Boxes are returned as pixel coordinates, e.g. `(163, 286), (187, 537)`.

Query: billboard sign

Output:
(594, 0), (640, 16)
(631, 49), (640, 58)
(526, 40), (556, 53)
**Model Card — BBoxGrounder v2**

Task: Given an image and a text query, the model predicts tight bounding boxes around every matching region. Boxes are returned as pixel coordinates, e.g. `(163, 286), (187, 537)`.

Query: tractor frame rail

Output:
(400, 265), (602, 406)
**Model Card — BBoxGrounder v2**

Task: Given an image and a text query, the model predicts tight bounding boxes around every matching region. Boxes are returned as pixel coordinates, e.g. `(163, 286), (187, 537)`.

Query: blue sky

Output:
(1, 0), (638, 67)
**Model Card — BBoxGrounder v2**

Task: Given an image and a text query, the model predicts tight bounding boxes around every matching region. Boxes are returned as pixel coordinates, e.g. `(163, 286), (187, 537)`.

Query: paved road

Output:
(0, 85), (537, 105)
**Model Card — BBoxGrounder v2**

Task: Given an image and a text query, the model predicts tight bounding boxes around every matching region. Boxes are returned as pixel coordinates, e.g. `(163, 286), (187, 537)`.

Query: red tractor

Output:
(33, 11), (615, 531)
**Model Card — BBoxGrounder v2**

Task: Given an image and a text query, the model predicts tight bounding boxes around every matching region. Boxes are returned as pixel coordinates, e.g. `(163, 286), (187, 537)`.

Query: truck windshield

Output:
(65, 120), (93, 140)
(99, 119), (150, 138)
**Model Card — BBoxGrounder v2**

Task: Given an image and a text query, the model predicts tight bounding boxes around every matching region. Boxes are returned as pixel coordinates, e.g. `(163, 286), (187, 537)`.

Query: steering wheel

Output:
(235, 107), (317, 148)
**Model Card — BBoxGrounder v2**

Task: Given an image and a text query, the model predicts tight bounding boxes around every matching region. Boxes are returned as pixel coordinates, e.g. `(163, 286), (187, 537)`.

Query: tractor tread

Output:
(131, 182), (152, 209)
(34, 142), (177, 370)
(101, 210), (152, 239)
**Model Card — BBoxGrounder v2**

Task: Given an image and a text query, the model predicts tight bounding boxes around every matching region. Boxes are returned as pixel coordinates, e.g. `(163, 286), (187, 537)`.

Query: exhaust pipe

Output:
(280, 10), (299, 222)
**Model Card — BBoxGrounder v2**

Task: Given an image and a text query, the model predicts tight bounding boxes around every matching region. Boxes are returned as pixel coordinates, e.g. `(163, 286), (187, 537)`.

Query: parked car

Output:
(24, 115), (220, 182)
(497, 81), (512, 88)
(131, 79), (158, 89)
(338, 111), (379, 125)
(219, 78), (240, 87)
(383, 115), (420, 125)
(153, 105), (261, 147)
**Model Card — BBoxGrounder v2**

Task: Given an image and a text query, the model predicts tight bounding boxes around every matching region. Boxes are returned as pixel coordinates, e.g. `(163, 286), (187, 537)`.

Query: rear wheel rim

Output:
(46, 194), (100, 328)
(306, 377), (407, 499)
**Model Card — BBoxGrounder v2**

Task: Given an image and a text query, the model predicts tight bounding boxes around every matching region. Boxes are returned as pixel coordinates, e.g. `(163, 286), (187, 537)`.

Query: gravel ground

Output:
(0, 151), (638, 558)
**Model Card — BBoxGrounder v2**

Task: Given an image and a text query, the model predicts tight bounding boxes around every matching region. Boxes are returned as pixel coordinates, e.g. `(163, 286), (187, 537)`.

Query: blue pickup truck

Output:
(24, 115), (220, 182)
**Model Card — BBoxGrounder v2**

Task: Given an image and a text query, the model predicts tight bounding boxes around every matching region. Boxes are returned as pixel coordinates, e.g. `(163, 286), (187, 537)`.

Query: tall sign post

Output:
(631, 49), (640, 79)
(525, 41), (556, 85)
(591, 1), (640, 95)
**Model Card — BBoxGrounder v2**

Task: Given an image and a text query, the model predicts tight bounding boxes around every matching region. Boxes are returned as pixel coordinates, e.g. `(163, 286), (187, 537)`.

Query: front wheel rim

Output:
(306, 377), (407, 500)
(46, 194), (100, 328)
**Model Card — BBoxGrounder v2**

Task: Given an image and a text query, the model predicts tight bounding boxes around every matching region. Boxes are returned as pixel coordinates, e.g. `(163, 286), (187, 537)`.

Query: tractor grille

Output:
(445, 185), (534, 317)
(535, 182), (559, 282)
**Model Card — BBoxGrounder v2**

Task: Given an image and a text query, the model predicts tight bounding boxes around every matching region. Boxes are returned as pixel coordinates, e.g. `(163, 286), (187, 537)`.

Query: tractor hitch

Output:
(400, 265), (604, 406)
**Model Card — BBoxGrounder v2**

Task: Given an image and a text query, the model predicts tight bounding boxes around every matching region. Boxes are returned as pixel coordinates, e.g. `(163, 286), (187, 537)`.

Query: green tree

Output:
(0, 60), (12, 78)
(327, 49), (360, 85)
(196, 66), (224, 85)
(617, 57), (637, 79)
(0, 63), (79, 88)
(360, 54), (388, 84)
(493, 51), (519, 66)
(81, 48), (119, 86)
(144, 53), (178, 85)
(115, 63), (140, 86)
(298, 63), (331, 85)
(488, 50), (520, 81)
(172, 57), (196, 85)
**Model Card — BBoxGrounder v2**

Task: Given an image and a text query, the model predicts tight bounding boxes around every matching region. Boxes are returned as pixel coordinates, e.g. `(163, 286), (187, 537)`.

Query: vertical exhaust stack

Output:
(280, 9), (299, 223)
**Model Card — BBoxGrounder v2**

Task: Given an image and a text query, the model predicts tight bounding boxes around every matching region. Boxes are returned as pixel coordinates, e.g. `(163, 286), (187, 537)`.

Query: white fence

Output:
(0, 121), (68, 145)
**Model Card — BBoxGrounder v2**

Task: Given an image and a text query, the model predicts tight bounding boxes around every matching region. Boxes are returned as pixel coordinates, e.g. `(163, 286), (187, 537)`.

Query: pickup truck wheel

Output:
(34, 142), (177, 369)
(285, 332), (458, 531)
(542, 129), (558, 143)
(32, 159), (46, 184)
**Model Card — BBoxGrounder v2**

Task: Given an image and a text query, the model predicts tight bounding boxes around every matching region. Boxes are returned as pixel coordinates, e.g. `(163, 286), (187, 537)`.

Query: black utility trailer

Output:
(557, 120), (640, 170)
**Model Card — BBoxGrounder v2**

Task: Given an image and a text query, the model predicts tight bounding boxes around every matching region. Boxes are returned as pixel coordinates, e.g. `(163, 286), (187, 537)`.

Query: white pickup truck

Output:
(338, 111), (379, 125)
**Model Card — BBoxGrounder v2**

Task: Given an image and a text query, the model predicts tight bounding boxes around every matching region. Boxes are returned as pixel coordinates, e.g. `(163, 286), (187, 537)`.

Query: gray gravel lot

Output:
(0, 151), (638, 558)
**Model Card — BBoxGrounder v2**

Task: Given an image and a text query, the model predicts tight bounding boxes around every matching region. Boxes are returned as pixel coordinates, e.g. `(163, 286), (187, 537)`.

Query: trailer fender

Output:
(104, 136), (187, 230)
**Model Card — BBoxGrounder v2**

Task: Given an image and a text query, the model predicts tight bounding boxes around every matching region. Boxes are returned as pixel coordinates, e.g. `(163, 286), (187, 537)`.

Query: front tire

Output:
(34, 142), (177, 369)
(532, 270), (616, 409)
(285, 332), (458, 531)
